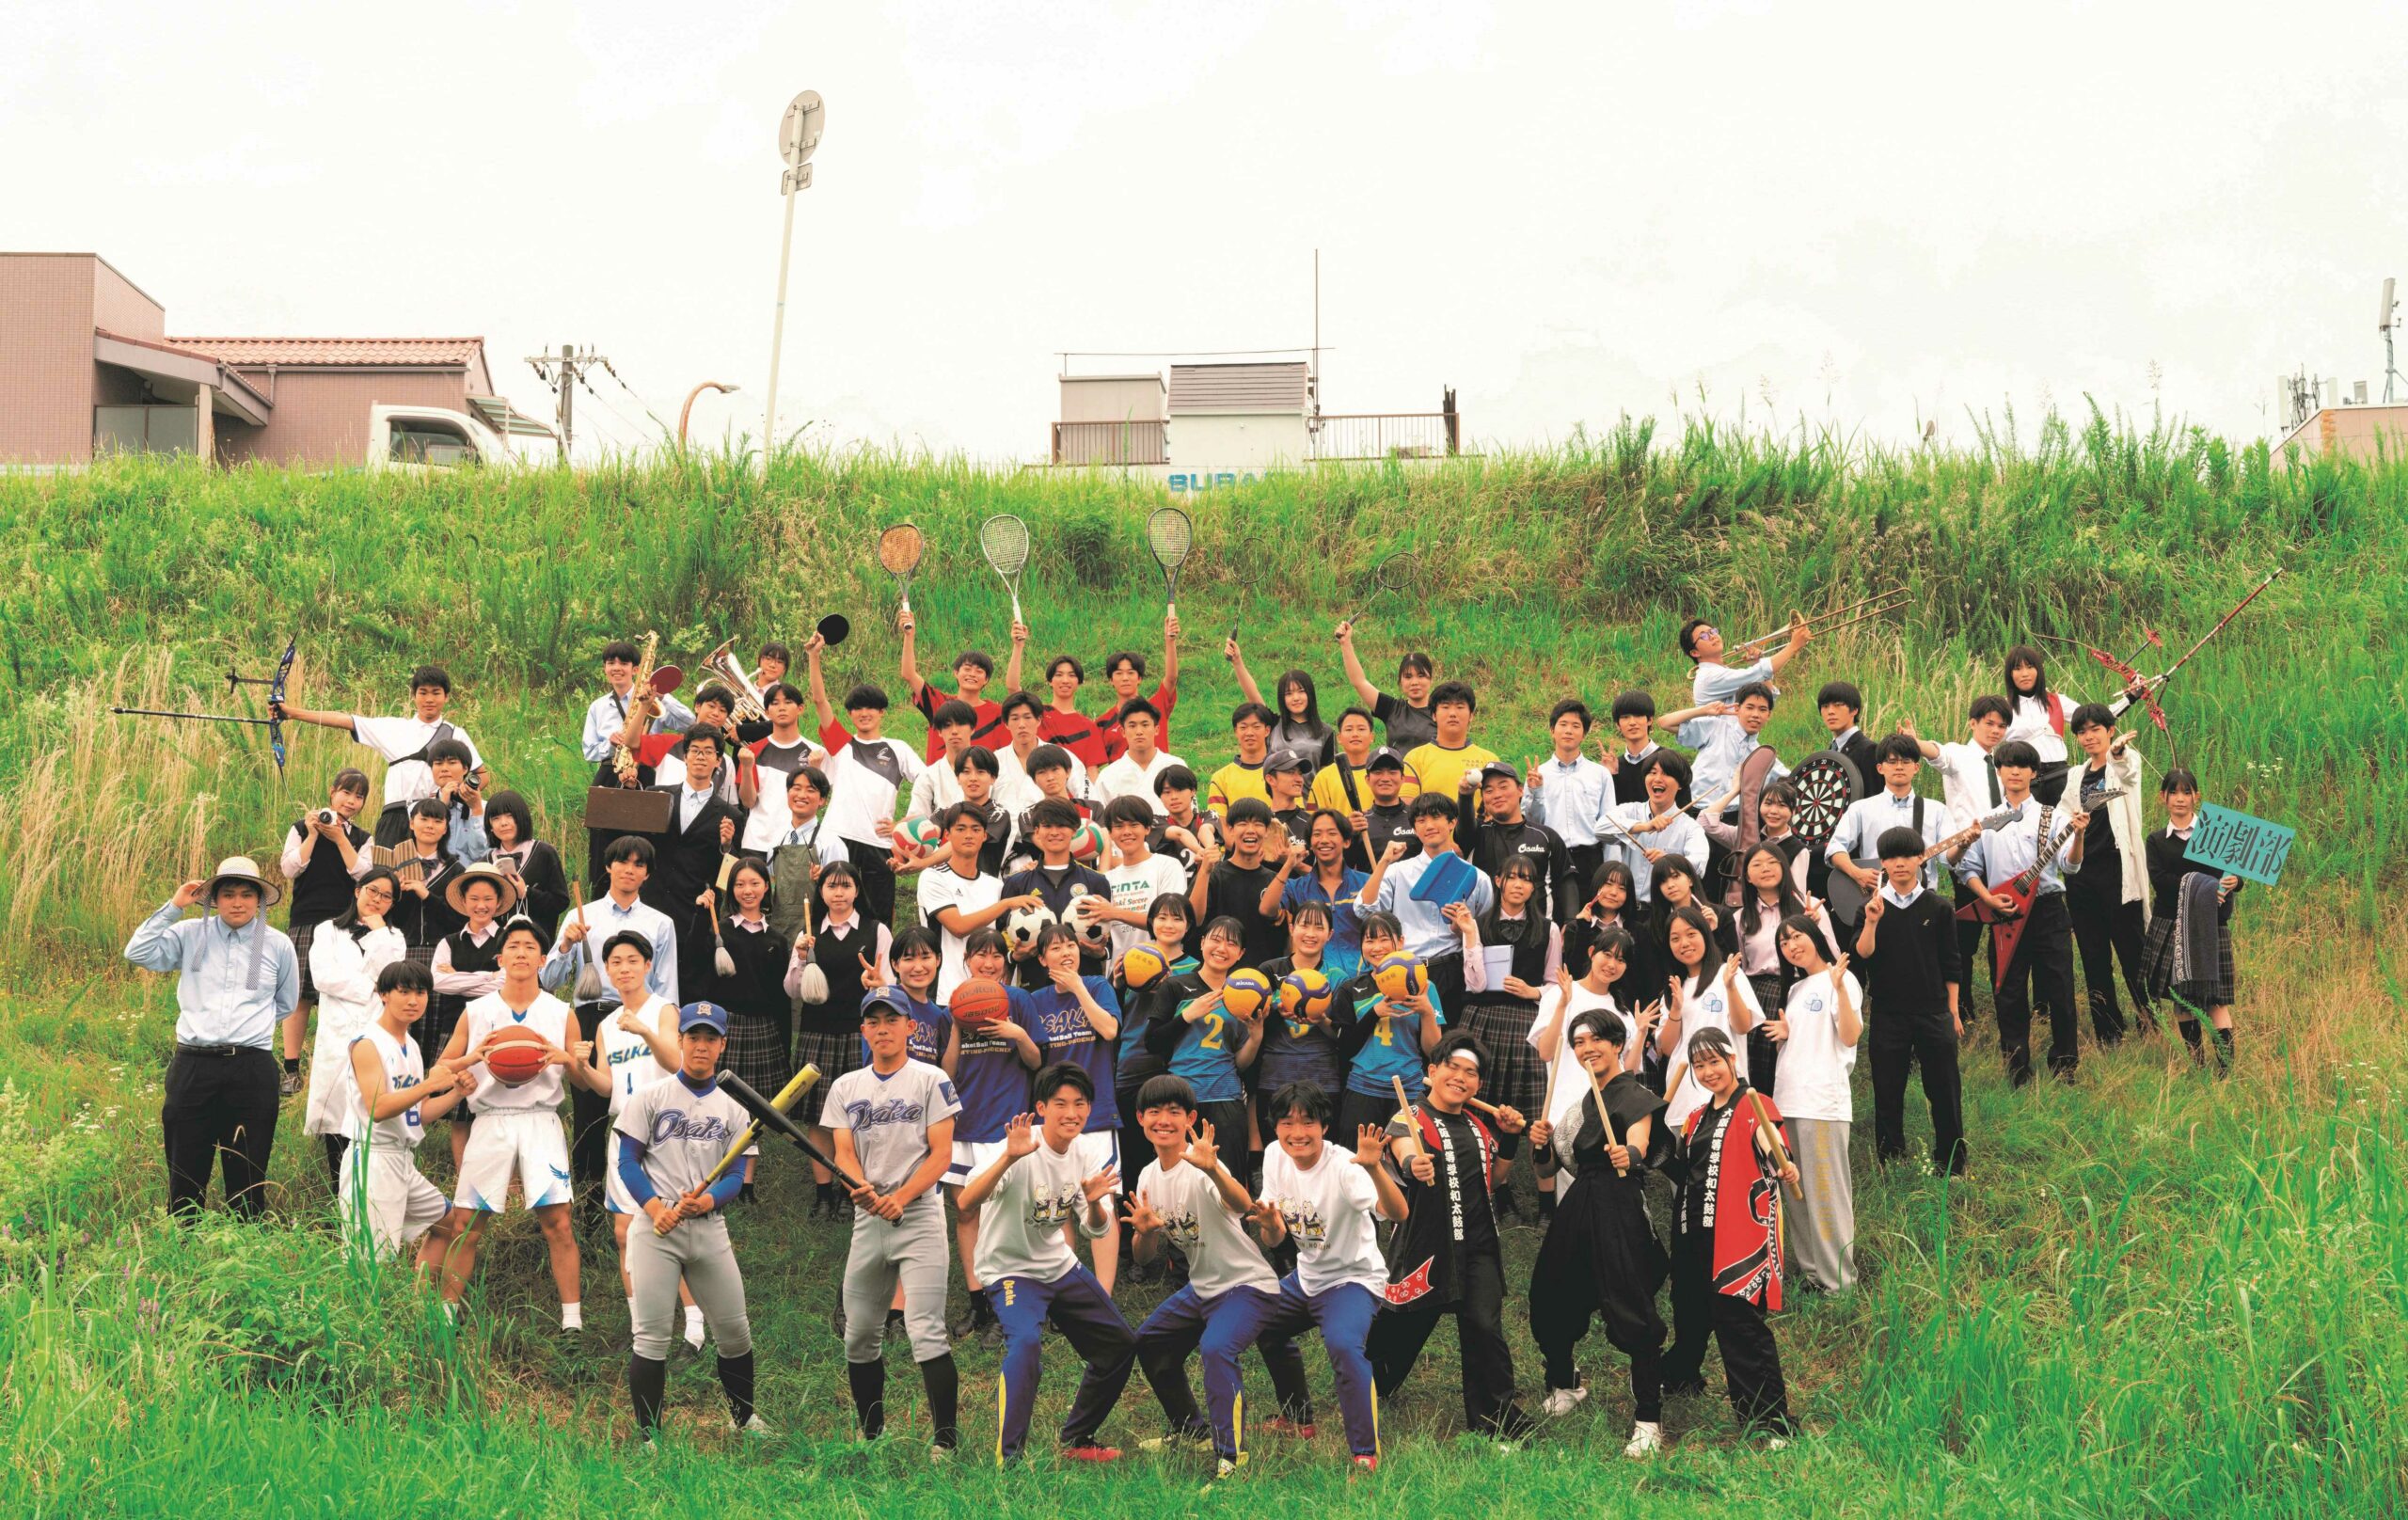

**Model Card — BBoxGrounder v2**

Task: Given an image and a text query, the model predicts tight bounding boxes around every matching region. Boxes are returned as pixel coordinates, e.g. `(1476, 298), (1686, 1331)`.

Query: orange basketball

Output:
(950, 976), (1012, 1029)
(483, 1026), (549, 1085)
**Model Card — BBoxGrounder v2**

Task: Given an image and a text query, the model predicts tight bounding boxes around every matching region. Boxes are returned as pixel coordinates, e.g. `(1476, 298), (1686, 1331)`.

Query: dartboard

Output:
(1787, 750), (1861, 847)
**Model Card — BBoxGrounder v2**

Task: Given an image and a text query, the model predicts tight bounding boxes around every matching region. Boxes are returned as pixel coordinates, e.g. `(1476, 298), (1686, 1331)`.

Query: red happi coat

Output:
(1678, 1085), (1787, 1313)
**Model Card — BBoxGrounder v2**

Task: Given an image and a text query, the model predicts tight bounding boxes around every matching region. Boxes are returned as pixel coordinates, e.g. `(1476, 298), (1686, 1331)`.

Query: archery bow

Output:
(2036, 569), (2279, 733)
(111, 638), (296, 775)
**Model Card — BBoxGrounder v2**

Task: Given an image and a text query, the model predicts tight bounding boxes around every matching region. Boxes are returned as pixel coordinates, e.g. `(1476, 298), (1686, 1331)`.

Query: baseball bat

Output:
(658, 1065), (821, 1234)
(720, 1069), (867, 1191)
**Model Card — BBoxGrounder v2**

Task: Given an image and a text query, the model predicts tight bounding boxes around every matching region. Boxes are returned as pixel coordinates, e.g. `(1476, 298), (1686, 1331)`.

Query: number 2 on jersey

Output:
(1198, 1013), (1226, 1052)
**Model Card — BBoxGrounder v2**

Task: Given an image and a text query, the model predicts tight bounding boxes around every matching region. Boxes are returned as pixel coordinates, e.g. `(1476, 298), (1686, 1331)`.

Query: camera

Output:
(313, 808), (339, 827)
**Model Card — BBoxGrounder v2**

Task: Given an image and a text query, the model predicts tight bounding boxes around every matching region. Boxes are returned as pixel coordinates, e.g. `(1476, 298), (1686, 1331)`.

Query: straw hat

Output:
(444, 861), (524, 917)
(203, 856), (282, 909)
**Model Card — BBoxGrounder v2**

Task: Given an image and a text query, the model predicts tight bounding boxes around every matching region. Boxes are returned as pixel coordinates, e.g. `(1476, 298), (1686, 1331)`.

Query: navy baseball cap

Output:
(861, 988), (915, 1021)
(678, 1001), (731, 1035)
(1263, 749), (1311, 775)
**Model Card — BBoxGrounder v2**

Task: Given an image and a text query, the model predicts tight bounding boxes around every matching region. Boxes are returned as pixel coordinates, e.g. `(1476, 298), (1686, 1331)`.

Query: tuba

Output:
(700, 639), (769, 724)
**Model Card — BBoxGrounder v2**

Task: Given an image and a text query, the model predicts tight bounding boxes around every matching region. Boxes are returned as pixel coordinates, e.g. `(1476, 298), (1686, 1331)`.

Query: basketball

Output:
(1279, 965), (1333, 1020)
(1004, 901), (1055, 955)
(1372, 953), (1428, 1003)
(1121, 942), (1170, 990)
(905, 815), (943, 850)
(483, 1027), (549, 1085)
(1069, 818), (1108, 862)
(1222, 968), (1274, 1020)
(950, 976), (1012, 1029)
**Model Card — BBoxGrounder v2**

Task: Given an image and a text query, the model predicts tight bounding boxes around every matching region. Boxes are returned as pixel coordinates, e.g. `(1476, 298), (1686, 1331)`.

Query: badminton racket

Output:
(1147, 505), (1193, 619)
(877, 523), (925, 616)
(980, 513), (1032, 625)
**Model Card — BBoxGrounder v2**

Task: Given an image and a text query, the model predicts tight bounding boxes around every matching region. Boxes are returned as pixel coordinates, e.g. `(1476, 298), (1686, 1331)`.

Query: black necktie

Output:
(1985, 753), (2003, 807)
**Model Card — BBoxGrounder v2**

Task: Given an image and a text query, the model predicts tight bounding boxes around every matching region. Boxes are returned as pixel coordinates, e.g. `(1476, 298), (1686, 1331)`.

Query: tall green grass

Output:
(2, 420), (2402, 1516)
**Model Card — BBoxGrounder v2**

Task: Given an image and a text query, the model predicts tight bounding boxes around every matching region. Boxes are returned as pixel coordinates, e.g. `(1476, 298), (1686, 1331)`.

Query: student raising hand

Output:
(1185, 1118), (1221, 1172)
(1128, 1188), (1165, 1237)
(1353, 1122), (1389, 1168)
(1002, 1111), (1038, 1159)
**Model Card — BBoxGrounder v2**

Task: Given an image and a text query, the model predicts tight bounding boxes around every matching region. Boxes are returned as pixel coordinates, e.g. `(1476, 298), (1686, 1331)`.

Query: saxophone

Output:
(611, 630), (661, 784)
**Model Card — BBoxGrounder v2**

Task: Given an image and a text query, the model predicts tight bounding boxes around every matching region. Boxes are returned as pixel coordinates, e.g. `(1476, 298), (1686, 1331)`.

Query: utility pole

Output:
(526, 344), (608, 462)
(764, 89), (825, 475)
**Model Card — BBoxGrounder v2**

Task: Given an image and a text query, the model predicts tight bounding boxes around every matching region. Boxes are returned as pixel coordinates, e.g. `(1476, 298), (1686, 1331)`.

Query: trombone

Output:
(1729, 587), (1909, 658)
(700, 639), (769, 724)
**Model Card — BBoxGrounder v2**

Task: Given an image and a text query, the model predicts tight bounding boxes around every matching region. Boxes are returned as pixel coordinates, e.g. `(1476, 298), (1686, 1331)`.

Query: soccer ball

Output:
(1065, 884), (1112, 953)
(1279, 966), (1333, 1021)
(1120, 942), (1171, 990)
(1069, 818), (1109, 862)
(1004, 901), (1056, 956)
(1372, 953), (1428, 1003)
(904, 815), (943, 850)
(1222, 968), (1275, 1020)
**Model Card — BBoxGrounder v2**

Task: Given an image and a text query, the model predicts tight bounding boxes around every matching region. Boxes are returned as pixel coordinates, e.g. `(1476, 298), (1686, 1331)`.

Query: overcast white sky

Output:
(12, 1), (2406, 461)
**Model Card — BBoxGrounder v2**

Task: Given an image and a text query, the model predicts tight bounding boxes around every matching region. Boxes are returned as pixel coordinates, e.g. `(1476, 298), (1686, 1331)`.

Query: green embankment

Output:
(1, 416), (2401, 1516)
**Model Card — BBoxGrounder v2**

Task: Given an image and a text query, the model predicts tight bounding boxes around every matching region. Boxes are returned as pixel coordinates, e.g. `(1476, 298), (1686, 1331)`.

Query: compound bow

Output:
(110, 638), (297, 775)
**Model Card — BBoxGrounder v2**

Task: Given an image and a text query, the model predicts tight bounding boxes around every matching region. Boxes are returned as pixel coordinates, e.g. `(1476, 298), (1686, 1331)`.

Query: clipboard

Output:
(1408, 850), (1479, 908)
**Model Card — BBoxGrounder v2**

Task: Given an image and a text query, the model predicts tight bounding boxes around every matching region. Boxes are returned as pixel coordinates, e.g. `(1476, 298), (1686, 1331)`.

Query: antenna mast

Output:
(1312, 249), (1322, 422)
(2383, 277), (2402, 404)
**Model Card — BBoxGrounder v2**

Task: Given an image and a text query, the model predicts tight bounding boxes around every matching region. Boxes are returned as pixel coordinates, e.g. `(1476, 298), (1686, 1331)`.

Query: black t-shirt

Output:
(1149, 812), (1224, 880)
(1206, 859), (1284, 970)
(1355, 801), (1414, 873)
(1372, 693), (1437, 752)
(2076, 765), (2117, 879)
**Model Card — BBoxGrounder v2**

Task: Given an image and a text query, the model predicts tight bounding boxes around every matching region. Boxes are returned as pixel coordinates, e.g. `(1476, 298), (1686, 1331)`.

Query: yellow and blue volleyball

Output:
(1279, 966), (1333, 1019)
(1120, 942), (1171, 991)
(1222, 968), (1275, 1020)
(1372, 953), (1428, 1003)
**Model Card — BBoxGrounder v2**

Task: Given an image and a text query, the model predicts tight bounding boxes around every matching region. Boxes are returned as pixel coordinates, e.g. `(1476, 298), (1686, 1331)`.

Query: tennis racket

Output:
(877, 523), (925, 616)
(1342, 549), (1420, 629)
(980, 513), (1031, 625)
(1147, 505), (1193, 618)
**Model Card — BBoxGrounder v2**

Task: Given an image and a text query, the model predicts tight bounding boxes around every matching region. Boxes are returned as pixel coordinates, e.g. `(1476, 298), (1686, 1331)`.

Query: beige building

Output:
(2273, 399), (2408, 463)
(0, 251), (547, 468)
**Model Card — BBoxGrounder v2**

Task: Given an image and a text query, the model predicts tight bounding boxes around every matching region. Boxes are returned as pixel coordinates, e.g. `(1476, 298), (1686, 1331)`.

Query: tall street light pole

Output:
(763, 89), (824, 475)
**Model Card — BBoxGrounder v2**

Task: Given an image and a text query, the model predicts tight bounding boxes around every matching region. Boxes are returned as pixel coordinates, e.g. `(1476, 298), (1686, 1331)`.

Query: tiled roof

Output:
(164, 336), (485, 367)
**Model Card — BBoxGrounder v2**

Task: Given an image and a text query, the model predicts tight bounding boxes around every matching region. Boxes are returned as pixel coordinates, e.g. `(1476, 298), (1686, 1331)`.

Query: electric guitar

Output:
(1829, 806), (2016, 922)
(1956, 791), (2123, 975)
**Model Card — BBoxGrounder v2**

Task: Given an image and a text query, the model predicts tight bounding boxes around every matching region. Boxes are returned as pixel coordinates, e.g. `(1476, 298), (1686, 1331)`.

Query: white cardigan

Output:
(2072, 745), (2151, 910)
(305, 924), (407, 1137)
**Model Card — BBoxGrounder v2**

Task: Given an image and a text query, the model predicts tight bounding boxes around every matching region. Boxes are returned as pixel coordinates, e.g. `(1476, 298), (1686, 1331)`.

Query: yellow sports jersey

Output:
(1402, 742), (1497, 804)
(1207, 758), (1272, 815)
(1310, 760), (1420, 814)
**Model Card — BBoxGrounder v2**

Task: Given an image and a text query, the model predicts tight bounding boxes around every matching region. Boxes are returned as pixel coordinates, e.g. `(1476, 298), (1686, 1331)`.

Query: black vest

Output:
(800, 921), (877, 1034)
(1475, 911), (1552, 1010)
(287, 819), (371, 928)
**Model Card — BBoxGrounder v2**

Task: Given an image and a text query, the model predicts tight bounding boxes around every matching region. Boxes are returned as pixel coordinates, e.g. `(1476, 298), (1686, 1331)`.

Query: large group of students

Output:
(126, 602), (2249, 1470)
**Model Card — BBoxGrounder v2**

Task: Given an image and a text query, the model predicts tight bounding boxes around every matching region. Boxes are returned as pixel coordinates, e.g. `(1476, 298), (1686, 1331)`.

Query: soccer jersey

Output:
(826, 1058), (961, 1212)
(916, 863), (1003, 999)
(1017, 976), (1122, 1131)
(1207, 757), (1271, 815)
(1259, 1143), (1389, 1296)
(817, 721), (927, 850)
(1103, 854), (1187, 968)
(461, 990), (572, 1113)
(1402, 741), (1497, 809)
(974, 1137), (1106, 1285)
(349, 1024), (427, 1149)
(1133, 1155), (1280, 1299)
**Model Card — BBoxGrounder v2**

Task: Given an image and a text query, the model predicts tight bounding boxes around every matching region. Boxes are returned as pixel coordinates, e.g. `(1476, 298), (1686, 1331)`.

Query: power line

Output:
(524, 345), (610, 461)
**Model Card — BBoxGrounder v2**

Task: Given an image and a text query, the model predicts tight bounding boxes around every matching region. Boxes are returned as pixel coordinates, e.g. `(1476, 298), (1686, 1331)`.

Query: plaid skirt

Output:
(791, 1026), (866, 1126)
(2141, 914), (2235, 1008)
(292, 922), (323, 1001)
(724, 1011), (794, 1098)
(1463, 1000), (1545, 1118)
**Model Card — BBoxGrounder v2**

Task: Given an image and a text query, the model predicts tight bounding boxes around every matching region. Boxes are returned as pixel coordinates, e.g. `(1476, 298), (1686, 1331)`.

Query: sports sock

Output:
(719, 1351), (756, 1426)
(848, 1358), (887, 1437)
(629, 1354), (668, 1433)
(920, 1353), (961, 1449)
(2178, 1019), (2205, 1063)
(561, 1301), (583, 1331)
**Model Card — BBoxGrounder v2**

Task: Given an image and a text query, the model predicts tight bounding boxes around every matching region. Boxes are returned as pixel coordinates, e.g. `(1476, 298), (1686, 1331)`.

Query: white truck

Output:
(365, 404), (547, 474)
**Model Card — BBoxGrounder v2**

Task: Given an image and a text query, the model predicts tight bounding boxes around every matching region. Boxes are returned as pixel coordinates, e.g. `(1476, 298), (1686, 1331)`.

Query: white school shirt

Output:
(1665, 972), (1761, 1132)
(542, 895), (678, 1005)
(974, 1139), (1108, 1286)
(349, 1024), (427, 1150)
(2004, 693), (2070, 766)
(817, 722), (927, 850)
(1599, 801), (1708, 902)
(1692, 655), (1776, 705)
(1828, 789), (1947, 890)
(1134, 1156), (1281, 1300)
(1926, 740), (2005, 834)
(1773, 968), (1861, 1123)
(1676, 714), (1788, 808)
(1103, 854), (1189, 969)
(1956, 798), (2079, 897)
(1529, 981), (1621, 1137)
(1259, 1144), (1393, 1296)
(1526, 753), (1610, 849)
(460, 990), (573, 1113)
(1093, 751), (1184, 817)
(1370, 850), (1496, 959)
(916, 864), (1003, 999)
(352, 714), (483, 811)
(995, 745), (1089, 815)
(579, 689), (693, 764)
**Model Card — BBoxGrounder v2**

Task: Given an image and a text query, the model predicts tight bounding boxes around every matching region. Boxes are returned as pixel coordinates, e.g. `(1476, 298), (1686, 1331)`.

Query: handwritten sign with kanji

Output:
(2188, 803), (2294, 887)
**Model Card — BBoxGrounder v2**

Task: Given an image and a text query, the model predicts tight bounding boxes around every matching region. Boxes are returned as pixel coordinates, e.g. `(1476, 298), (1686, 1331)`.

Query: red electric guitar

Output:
(1956, 790), (2122, 976)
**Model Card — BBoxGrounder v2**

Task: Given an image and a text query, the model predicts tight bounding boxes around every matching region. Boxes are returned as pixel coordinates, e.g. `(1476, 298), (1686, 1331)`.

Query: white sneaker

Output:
(1766, 1434), (1792, 1451)
(1538, 1385), (1589, 1418)
(1624, 1421), (1662, 1458)
(733, 1413), (775, 1438)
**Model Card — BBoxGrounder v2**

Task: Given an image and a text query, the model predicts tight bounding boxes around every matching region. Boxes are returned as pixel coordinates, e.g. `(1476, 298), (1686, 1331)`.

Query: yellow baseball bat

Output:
(656, 1064), (820, 1234)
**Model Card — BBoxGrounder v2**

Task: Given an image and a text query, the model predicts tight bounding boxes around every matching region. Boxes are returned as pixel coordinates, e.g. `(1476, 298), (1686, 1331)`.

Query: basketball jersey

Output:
(462, 990), (573, 1113)
(349, 1024), (426, 1150)
(598, 993), (677, 1116)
